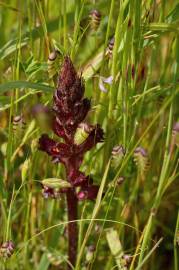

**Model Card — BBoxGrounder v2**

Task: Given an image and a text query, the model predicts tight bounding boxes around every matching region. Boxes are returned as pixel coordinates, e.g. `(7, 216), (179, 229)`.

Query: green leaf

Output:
(37, 253), (50, 270)
(166, 4), (179, 23)
(0, 81), (54, 93)
(0, 16), (70, 59)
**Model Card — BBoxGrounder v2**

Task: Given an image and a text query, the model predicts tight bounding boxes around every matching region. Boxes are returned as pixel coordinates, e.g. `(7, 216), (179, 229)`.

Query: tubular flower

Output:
(39, 56), (104, 200)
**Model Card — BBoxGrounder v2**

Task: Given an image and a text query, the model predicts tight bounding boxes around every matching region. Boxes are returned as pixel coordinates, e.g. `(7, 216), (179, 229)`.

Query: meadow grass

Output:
(0, 0), (179, 269)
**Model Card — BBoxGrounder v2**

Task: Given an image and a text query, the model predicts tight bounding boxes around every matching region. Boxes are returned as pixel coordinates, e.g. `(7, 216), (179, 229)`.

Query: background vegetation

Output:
(0, 0), (179, 269)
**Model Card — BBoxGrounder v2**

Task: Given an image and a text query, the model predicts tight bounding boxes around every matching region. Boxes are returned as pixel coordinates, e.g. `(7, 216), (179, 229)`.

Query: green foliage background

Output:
(0, 0), (178, 269)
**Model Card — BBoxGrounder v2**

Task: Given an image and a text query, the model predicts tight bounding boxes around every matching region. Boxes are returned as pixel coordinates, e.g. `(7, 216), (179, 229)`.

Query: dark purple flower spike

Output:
(38, 56), (104, 268)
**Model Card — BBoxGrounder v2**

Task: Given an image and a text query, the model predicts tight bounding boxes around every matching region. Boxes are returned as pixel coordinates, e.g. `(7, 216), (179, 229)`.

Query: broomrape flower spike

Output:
(38, 56), (104, 268)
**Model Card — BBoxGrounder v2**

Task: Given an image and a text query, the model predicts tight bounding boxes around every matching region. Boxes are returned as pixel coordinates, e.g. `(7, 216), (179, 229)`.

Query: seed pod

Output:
(111, 145), (125, 168)
(89, 10), (101, 31)
(12, 114), (26, 134)
(48, 50), (62, 79)
(134, 146), (149, 178)
(106, 37), (114, 58)
(0, 240), (15, 258)
(74, 123), (93, 145)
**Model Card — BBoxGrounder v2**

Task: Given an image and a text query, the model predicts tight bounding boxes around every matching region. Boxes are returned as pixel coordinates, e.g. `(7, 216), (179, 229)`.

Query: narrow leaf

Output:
(0, 81), (54, 93)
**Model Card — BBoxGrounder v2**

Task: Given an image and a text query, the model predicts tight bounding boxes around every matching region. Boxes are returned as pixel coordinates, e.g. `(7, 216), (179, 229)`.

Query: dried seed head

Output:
(0, 240), (15, 258)
(170, 121), (179, 152)
(106, 37), (115, 58)
(112, 145), (125, 156)
(134, 146), (149, 178)
(89, 9), (101, 30)
(48, 50), (62, 79)
(134, 146), (147, 157)
(12, 114), (26, 134)
(111, 145), (125, 168)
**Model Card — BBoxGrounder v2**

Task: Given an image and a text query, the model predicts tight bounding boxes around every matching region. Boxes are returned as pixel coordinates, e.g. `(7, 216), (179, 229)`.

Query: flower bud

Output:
(12, 114), (26, 136)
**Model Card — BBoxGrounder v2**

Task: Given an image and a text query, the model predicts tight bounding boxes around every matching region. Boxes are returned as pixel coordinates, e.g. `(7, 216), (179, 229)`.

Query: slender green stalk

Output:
(174, 211), (179, 270)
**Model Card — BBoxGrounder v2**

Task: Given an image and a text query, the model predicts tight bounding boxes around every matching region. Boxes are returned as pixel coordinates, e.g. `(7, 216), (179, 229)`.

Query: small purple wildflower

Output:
(99, 75), (113, 93)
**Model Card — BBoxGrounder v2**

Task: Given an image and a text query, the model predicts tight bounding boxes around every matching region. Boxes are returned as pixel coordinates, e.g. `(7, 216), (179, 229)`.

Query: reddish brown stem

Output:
(66, 189), (78, 269)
